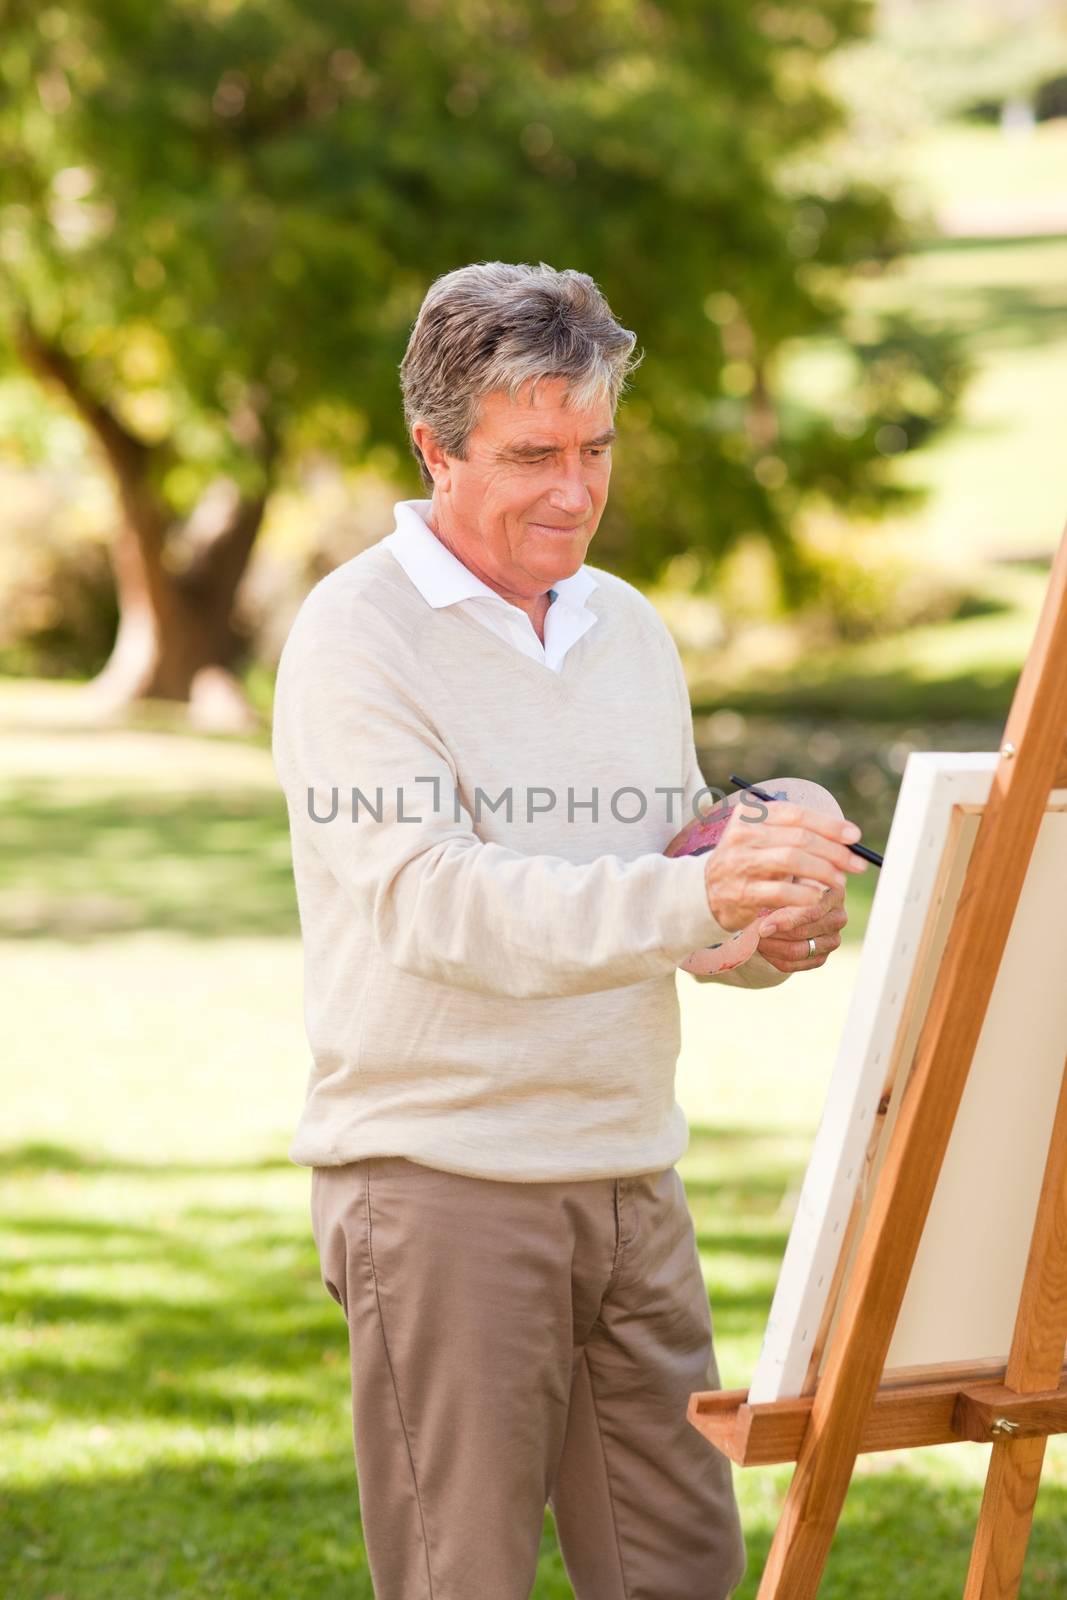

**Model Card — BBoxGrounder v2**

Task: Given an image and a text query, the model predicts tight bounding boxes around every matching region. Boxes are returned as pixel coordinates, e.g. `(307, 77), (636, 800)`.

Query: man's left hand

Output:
(755, 884), (848, 973)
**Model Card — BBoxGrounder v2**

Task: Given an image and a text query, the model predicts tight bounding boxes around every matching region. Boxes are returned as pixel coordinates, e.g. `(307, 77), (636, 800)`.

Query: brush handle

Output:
(728, 773), (883, 868)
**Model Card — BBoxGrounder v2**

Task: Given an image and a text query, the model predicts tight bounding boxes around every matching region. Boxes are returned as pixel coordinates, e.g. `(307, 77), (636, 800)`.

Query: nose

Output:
(546, 455), (595, 518)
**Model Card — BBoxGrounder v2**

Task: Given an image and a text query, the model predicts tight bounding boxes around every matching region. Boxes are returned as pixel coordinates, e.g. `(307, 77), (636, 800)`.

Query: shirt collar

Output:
(384, 499), (599, 613)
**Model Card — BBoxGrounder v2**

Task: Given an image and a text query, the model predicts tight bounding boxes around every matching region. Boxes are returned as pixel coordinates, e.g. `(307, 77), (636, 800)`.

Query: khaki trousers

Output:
(311, 1156), (746, 1600)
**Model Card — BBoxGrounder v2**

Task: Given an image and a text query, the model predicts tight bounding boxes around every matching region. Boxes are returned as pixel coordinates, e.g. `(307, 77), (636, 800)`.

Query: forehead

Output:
(473, 376), (614, 445)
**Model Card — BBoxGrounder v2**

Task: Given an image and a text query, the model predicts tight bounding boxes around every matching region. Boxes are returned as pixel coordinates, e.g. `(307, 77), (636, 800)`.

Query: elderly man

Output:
(271, 261), (864, 1600)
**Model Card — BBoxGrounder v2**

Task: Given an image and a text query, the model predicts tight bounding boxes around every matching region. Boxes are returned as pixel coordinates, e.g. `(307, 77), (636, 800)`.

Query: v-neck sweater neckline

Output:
(411, 587), (609, 697)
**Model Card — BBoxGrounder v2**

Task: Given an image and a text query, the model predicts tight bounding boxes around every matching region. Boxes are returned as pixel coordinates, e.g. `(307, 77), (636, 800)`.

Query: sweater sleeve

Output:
(271, 611), (739, 1001)
(659, 629), (792, 991)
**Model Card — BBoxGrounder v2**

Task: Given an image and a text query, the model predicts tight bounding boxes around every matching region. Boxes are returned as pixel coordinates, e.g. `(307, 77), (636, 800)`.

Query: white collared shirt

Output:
(380, 499), (599, 673)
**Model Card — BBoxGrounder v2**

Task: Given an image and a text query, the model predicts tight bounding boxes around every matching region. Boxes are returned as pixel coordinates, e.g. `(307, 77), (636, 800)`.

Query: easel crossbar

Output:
(688, 1365), (1067, 1466)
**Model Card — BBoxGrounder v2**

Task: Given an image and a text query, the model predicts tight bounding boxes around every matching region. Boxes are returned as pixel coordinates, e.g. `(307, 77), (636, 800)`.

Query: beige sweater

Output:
(271, 541), (788, 1181)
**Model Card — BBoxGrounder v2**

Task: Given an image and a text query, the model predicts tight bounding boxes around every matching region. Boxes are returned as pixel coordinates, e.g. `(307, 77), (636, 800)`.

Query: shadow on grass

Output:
(926, 279), (1067, 354)
(0, 780), (298, 940)
(695, 666), (1018, 724)
(679, 1124), (803, 1326)
(0, 1453), (379, 1600)
(0, 1138), (589, 1599)
(0, 1452), (575, 1600)
(0, 1157), (370, 1596)
(0, 1141), (295, 1178)
(736, 1463), (1067, 1599)
(9, 1137), (1065, 1598)
(5, 1445), (1064, 1600)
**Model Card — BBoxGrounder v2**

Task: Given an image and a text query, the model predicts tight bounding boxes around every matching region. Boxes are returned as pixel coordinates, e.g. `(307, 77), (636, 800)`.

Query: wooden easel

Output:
(688, 524), (1067, 1600)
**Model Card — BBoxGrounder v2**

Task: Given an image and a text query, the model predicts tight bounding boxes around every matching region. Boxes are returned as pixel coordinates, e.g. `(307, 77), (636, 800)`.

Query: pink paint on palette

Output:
(663, 776), (845, 975)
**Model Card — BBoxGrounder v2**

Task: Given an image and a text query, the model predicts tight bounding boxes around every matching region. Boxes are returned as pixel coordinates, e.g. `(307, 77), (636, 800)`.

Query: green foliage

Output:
(0, 521), (116, 677)
(0, 0), (965, 589)
(0, 463), (118, 676)
(689, 572), (1039, 726)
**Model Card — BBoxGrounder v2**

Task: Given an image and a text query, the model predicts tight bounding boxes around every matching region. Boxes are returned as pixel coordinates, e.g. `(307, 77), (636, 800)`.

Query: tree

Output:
(0, 0), (964, 716)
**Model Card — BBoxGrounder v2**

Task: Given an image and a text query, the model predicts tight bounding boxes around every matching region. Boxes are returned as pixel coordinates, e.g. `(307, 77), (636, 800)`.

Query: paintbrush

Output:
(729, 773), (884, 867)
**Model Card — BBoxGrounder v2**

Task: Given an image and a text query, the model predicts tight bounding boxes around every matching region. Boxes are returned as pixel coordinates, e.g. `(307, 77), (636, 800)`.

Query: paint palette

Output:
(664, 776), (845, 974)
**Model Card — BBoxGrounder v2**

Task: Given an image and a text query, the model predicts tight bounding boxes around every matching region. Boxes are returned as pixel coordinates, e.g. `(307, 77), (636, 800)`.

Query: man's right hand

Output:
(703, 799), (867, 933)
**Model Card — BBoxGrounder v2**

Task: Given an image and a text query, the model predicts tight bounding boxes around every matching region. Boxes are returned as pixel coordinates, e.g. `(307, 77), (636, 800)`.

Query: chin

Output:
(529, 527), (588, 559)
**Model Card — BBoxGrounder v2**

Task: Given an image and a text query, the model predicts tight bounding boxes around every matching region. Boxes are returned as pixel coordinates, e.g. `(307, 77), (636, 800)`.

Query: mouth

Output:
(530, 523), (585, 535)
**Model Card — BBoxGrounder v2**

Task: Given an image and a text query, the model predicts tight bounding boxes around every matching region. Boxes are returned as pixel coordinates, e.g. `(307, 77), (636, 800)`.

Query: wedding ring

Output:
(807, 937), (818, 959)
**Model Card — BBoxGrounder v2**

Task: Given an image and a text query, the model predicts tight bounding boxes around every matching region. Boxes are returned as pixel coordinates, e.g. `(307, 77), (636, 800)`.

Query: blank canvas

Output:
(748, 752), (1067, 1403)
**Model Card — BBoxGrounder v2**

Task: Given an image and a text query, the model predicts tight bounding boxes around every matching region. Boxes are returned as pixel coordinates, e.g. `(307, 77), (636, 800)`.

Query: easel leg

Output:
(963, 1436), (1047, 1600)
(965, 1047), (1067, 1599)
(754, 1437), (859, 1599)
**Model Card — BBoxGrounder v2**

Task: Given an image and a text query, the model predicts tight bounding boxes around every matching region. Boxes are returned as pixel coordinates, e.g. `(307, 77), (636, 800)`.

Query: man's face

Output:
(426, 375), (615, 597)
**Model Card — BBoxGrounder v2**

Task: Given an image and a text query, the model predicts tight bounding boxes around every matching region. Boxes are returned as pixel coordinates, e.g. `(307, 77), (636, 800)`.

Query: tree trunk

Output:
(747, 357), (779, 454)
(88, 505), (266, 732)
(15, 315), (274, 730)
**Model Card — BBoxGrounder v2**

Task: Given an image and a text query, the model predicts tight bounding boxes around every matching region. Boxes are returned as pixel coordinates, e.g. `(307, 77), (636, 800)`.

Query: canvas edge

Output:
(745, 751), (999, 1404)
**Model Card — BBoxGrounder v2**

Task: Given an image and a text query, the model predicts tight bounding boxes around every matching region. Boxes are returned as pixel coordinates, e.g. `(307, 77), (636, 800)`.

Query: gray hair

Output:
(399, 261), (642, 489)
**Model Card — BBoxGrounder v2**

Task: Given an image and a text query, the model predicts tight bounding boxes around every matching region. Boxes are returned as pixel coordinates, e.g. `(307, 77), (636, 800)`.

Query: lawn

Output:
(4, 114), (1066, 1600)
(3, 712), (1066, 1599)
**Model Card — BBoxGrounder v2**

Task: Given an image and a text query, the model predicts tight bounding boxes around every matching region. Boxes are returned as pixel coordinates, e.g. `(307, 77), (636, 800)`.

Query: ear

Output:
(411, 421), (452, 491)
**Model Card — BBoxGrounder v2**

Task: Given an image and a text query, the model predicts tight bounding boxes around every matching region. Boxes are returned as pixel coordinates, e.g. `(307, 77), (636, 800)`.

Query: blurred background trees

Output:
(877, 0), (1067, 127)
(1, 0), (969, 718)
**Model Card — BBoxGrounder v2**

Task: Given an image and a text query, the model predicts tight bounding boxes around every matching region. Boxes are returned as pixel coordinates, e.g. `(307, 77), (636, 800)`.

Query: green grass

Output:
(863, 118), (1067, 566)
(3, 706), (1067, 1598)
(860, 232), (1067, 567)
